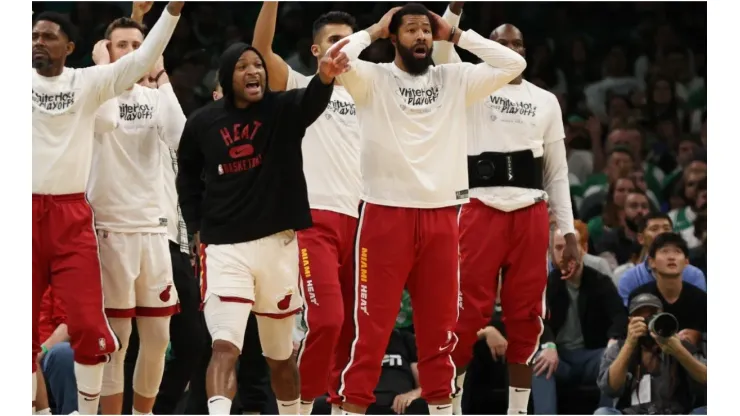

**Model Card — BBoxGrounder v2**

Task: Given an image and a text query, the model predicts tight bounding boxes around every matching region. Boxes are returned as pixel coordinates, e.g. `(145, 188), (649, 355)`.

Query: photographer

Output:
(595, 293), (707, 415)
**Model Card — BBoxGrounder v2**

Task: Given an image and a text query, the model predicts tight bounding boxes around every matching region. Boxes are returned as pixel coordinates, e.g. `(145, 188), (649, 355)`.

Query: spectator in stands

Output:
(629, 165), (661, 210)
(680, 176), (706, 249)
(628, 233), (706, 346)
(595, 189), (651, 272)
(579, 147), (634, 222)
(669, 169), (706, 232)
(549, 220), (613, 281)
(533, 224), (627, 415)
(688, 212), (707, 278)
(595, 293), (706, 415)
(586, 176), (636, 249)
(584, 45), (641, 121)
(37, 287), (77, 414)
(617, 213), (705, 304)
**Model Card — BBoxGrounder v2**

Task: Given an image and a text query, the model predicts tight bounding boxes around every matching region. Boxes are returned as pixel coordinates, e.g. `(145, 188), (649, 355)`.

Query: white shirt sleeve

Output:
(431, 7), (463, 65)
(333, 31), (378, 105)
(542, 95), (574, 235)
(84, 9), (180, 107)
(453, 30), (527, 106)
(157, 83), (187, 150)
(94, 98), (119, 134)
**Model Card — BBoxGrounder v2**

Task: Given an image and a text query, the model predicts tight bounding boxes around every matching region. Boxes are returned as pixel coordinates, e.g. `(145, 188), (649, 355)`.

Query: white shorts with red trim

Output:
(98, 231), (179, 317)
(200, 230), (304, 317)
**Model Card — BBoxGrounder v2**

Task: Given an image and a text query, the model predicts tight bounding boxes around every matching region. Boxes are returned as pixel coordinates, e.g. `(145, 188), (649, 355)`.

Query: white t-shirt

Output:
(31, 9), (180, 195)
(88, 83), (186, 233)
(286, 69), (361, 218)
(469, 81), (562, 206)
(334, 30), (526, 208)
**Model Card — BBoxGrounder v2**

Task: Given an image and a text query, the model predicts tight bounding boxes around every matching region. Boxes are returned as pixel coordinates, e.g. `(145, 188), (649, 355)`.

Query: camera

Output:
(639, 312), (679, 348)
(646, 312), (679, 338)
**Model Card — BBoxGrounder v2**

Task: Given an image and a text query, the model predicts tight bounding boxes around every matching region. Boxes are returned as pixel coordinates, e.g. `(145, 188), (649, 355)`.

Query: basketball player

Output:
(86, 10), (187, 414)
(176, 42), (348, 415)
(433, 5), (579, 414)
(32, 4), (182, 414)
(252, 3), (361, 414)
(328, 4), (526, 415)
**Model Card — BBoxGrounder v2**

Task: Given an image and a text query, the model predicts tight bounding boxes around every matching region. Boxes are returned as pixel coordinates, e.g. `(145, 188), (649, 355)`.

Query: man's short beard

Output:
(32, 56), (50, 70)
(397, 43), (434, 76)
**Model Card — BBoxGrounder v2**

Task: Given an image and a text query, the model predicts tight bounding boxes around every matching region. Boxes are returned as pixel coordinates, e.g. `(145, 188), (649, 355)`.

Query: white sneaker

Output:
(69, 412), (79, 415)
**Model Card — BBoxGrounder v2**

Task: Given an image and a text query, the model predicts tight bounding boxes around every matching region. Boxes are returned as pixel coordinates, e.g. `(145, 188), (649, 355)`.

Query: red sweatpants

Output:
(32, 194), (119, 371)
(296, 209), (358, 400)
(337, 202), (459, 408)
(452, 199), (549, 367)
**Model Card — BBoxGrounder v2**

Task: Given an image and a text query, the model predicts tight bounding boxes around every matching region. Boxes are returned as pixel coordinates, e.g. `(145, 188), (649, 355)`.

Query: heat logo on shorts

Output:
(359, 247), (369, 315)
(300, 248), (319, 306)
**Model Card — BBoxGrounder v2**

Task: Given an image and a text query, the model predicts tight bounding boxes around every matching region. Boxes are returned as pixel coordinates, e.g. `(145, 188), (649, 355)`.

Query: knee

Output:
(44, 343), (75, 374)
(211, 340), (241, 367)
(137, 317), (171, 355)
(266, 356), (297, 380)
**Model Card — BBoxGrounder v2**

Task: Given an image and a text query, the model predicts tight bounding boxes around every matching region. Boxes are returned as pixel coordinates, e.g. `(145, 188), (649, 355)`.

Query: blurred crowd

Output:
(32, 1), (707, 415)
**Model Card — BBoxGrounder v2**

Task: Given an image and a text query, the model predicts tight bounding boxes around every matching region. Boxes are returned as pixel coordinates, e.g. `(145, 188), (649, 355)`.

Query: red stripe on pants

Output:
(452, 199), (549, 367)
(337, 202), (459, 408)
(296, 209), (358, 400)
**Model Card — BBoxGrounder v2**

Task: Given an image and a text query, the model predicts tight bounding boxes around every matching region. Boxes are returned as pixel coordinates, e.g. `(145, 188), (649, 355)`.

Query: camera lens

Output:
(649, 313), (679, 338)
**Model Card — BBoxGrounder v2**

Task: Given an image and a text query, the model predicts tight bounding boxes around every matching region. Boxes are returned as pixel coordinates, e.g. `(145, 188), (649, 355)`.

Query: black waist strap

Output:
(467, 150), (544, 190)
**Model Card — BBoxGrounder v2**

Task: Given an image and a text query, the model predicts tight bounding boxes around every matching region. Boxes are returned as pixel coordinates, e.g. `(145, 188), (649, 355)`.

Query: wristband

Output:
(154, 69), (166, 84)
(41, 345), (49, 355)
(541, 342), (556, 350)
(448, 27), (457, 42)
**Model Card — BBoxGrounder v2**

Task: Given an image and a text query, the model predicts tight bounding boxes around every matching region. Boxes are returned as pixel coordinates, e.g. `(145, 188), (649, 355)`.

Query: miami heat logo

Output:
(159, 284), (173, 302)
(277, 289), (294, 311)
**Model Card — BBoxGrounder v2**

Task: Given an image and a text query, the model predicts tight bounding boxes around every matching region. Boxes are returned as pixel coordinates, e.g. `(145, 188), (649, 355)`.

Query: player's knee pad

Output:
(101, 318), (132, 396)
(132, 317), (171, 398)
(204, 296), (251, 352)
(256, 315), (296, 361)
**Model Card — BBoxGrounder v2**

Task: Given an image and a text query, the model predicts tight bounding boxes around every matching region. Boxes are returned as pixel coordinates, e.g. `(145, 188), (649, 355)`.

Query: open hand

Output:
(477, 326), (507, 361)
(430, 11), (453, 41)
(132, 1), (154, 18)
(533, 348), (559, 379)
(318, 38), (351, 83)
(375, 6), (402, 39)
(92, 40), (111, 65)
(391, 390), (420, 414)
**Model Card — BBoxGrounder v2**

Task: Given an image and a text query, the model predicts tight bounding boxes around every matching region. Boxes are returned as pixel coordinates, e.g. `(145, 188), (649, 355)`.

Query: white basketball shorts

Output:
(97, 231), (179, 318)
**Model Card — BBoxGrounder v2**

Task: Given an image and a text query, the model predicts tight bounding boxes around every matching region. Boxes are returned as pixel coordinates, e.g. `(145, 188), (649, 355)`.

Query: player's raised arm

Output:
(431, 2), (464, 65)
(152, 57), (187, 149)
(291, 39), (350, 128)
(89, 2), (184, 105)
(331, 7), (399, 104)
(252, 1), (291, 91)
(433, 14), (526, 105)
(176, 116), (205, 235)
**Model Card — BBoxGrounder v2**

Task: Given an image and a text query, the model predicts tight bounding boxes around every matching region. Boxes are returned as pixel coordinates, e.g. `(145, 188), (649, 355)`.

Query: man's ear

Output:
(311, 44), (320, 58)
(66, 41), (76, 57)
